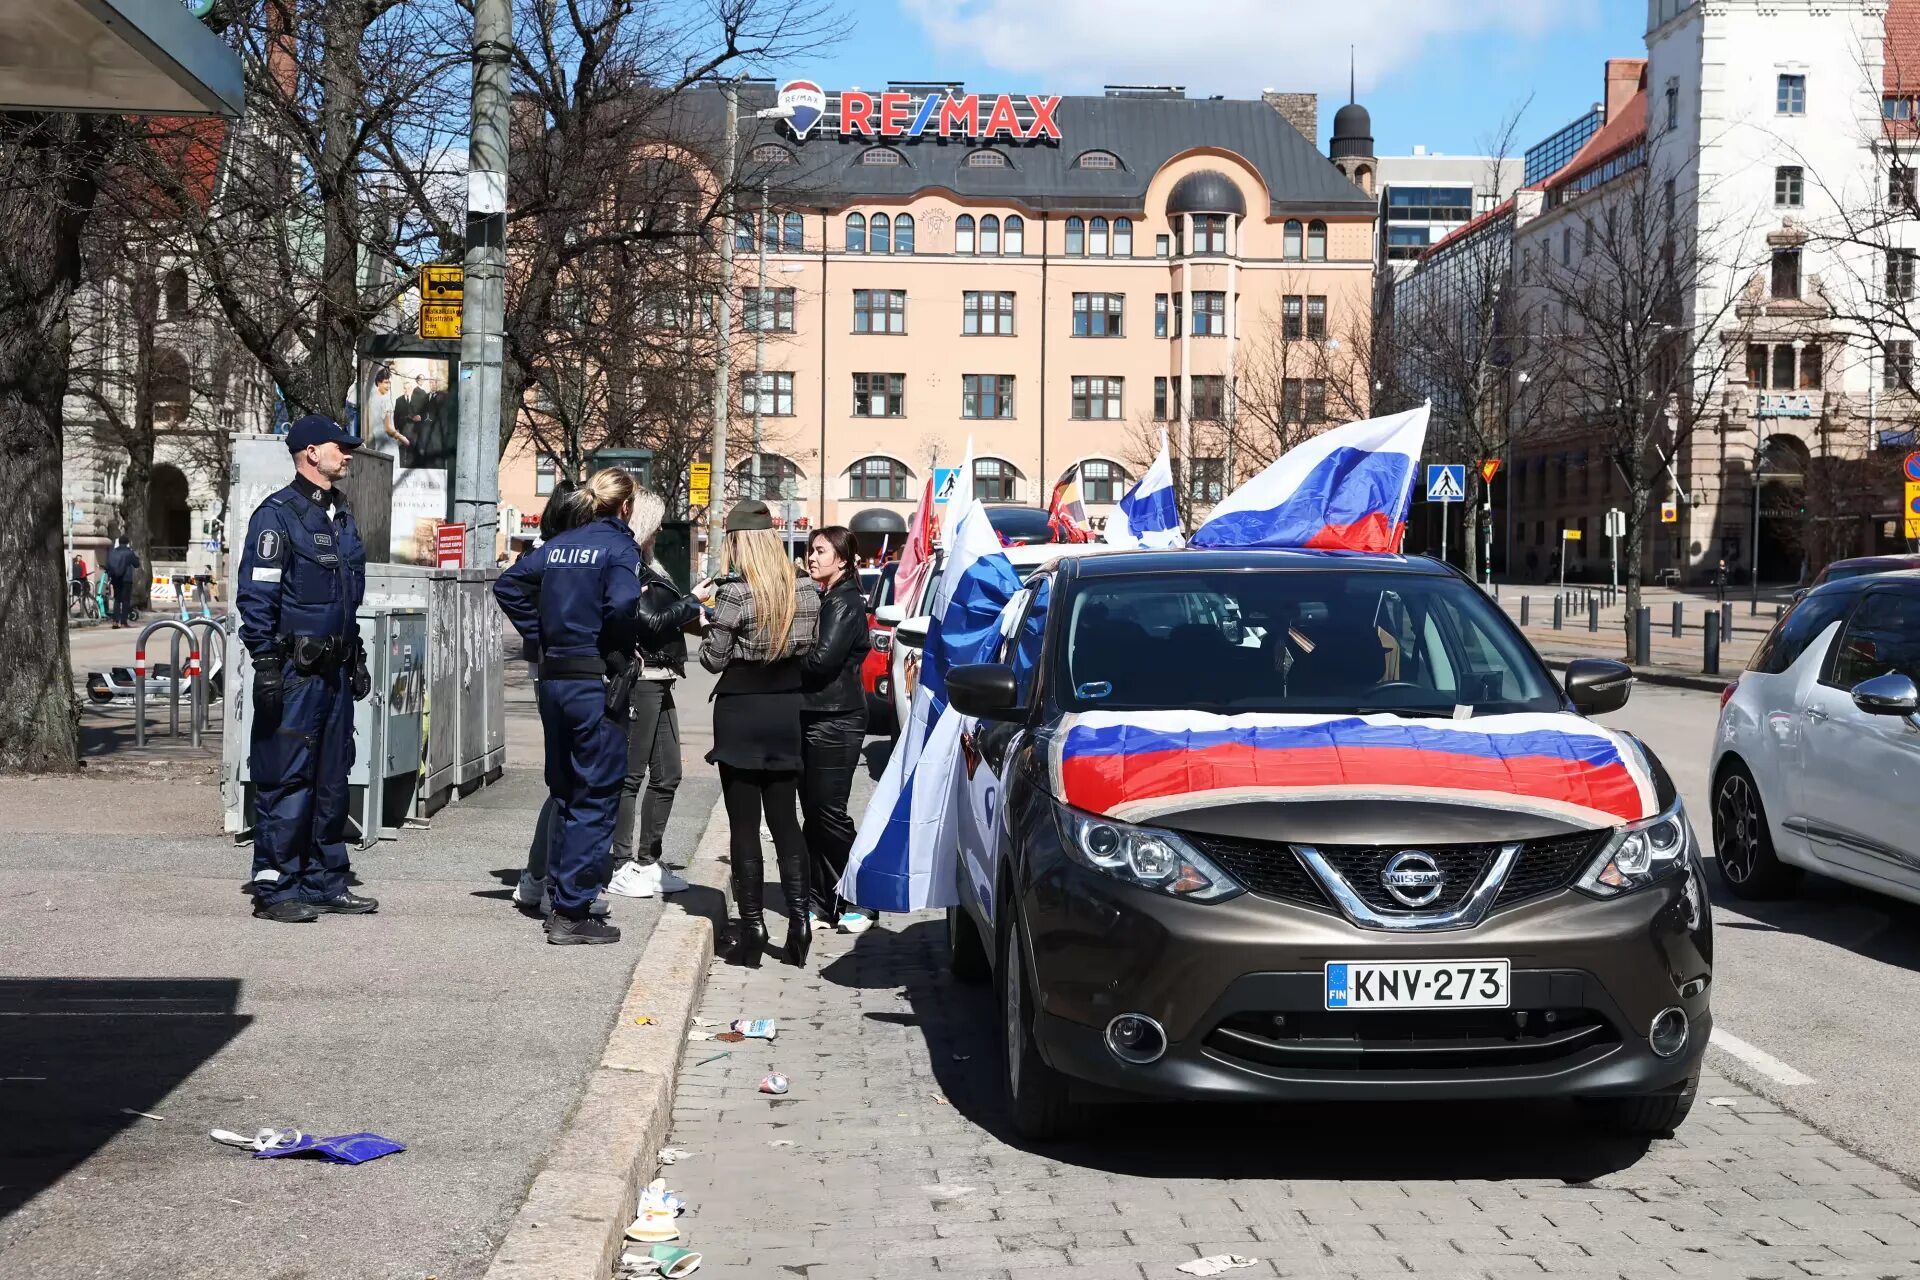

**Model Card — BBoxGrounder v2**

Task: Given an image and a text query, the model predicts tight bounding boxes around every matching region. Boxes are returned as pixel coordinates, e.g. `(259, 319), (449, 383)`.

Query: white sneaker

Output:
(607, 861), (660, 898)
(511, 872), (543, 907)
(838, 910), (875, 935)
(656, 866), (691, 894)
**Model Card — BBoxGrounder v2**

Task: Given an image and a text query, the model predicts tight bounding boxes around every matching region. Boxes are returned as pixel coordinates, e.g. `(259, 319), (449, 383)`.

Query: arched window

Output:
(735, 215), (754, 251)
(869, 212), (891, 254)
(893, 213), (914, 254)
(955, 214), (976, 255)
(973, 457), (1020, 502)
(752, 144), (794, 164)
(761, 212), (780, 249)
(1307, 219), (1327, 261)
(845, 212), (866, 254)
(1076, 150), (1120, 169)
(162, 267), (189, 318)
(1089, 216), (1109, 256)
(152, 348), (191, 423)
(1113, 218), (1133, 258)
(732, 453), (803, 501)
(980, 214), (1001, 255)
(965, 149), (1009, 168)
(1004, 214), (1025, 255)
(782, 212), (803, 251)
(1065, 216), (1085, 256)
(1283, 219), (1303, 260)
(860, 147), (905, 166)
(848, 455), (911, 501)
(1076, 459), (1130, 505)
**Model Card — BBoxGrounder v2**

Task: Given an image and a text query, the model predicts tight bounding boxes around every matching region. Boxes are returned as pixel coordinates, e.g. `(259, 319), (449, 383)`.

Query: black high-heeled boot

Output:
(725, 863), (767, 968)
(774, 829), (812, 968)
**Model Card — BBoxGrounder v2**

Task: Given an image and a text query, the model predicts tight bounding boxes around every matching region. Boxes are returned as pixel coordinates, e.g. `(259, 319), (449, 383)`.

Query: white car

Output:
(1711, 571), (1920, 903)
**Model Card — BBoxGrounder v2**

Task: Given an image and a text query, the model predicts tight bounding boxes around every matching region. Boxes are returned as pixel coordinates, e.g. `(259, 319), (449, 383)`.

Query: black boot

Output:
(774, 827), (812, 968)
(725, 864), (767, 968)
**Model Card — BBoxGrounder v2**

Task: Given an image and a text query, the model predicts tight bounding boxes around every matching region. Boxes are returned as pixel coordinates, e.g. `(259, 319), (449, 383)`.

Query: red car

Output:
(862, 561), (900, 735)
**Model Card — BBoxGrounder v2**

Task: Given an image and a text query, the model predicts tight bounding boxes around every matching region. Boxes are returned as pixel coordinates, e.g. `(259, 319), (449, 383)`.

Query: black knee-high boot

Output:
(726, 852), (767, 967)
(774, 830), (811, 967)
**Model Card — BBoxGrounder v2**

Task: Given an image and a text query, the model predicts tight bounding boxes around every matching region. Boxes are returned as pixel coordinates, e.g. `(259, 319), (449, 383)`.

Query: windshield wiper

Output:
(1355, 705), (1458, 719)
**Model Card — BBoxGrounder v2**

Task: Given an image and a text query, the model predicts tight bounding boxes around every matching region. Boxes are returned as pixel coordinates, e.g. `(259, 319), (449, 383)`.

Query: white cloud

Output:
(899, 0), (1590, 111)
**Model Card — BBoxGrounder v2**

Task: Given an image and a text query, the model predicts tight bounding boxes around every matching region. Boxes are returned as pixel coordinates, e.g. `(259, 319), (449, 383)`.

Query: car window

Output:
(1826, 591), (1920, 690)
(991, 577), (1051, 705)
(869, 561), (898, 610)
(1750, 592), (1853, 674)
(1062, 569), (1559, 715)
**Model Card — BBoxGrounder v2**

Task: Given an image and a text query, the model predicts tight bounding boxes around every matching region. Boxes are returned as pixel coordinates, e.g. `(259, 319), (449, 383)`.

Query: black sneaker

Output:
(253, 899), (320, 924)
(546, 914), (621, 945)
(311, 891), (379, 915)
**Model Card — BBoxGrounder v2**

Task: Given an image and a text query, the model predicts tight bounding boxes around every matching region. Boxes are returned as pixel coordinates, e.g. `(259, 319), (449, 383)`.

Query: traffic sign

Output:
(1905, 451), (1920, 482)
(1604, 508), (1625, 538)
(1562, 529), (1583, 541)
(1480, 459), (1501, 484)
(1906, 481), (1920, 539)
(1426, 464), (1466, 503)
(689, 461), (712, 508)
(1660, 500), (1679, 524)
(419, 265), (463, 340)
(435, 522), (466, 569)
(933, 466), (961, 505)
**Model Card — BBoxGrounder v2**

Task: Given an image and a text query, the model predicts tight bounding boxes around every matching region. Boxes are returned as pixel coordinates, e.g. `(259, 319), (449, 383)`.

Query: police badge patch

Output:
(257, 528), (282, 561)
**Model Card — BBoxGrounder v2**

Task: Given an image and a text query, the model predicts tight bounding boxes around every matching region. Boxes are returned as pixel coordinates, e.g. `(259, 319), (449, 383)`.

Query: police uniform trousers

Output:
(538, 676), (627, 916)
(250, 665), (355, 905)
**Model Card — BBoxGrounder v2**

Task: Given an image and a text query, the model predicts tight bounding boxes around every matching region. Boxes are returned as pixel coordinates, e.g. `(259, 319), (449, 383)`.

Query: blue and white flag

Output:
(1105, 432), (1184, 549)
(840, 493), (1022, 912)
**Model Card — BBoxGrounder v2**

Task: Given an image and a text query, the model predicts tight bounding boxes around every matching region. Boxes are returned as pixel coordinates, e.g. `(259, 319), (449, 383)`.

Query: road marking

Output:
(1710, 1027), (1816, 1085)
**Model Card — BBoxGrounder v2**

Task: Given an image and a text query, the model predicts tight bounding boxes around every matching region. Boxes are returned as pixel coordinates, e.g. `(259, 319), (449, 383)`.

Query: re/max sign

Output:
(779, 82), (1063, 143)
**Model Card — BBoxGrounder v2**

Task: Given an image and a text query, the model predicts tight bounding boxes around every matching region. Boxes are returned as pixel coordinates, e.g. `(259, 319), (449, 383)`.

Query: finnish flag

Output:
(1105, 432), (1184, 549)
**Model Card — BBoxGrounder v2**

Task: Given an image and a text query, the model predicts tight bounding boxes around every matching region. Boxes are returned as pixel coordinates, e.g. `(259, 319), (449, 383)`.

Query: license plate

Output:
(1325, 960), (1510, 1010)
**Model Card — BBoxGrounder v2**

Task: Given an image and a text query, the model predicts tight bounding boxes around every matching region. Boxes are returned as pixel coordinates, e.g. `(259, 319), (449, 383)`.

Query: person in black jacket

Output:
(105, 536), (140, 628)
(607, 487), (704, 899)
(800, 525), (873, 933)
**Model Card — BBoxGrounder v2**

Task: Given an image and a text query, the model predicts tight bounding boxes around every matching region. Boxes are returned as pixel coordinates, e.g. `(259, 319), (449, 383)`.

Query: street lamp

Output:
(748, 104), (794, 509)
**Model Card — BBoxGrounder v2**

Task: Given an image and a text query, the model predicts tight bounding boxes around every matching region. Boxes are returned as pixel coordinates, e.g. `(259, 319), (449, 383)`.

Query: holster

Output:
(288, 635), (347, 674)
(604, 653), (638, 720)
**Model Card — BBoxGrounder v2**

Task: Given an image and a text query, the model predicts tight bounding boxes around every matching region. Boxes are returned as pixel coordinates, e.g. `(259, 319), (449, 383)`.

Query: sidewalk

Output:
(1489, 586), (1773, 687)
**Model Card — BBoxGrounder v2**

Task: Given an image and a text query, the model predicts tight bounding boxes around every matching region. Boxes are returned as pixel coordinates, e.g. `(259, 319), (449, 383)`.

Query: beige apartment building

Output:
(498, 82), (1378, 545)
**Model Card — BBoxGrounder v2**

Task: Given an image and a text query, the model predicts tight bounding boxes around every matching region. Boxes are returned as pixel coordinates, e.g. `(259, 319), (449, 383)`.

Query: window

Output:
(1889, 248), (1917, 301)
(893, 214), (914, 254)
(964, 291), (1015, 335)
(852, 373), (905, 417)
(853, 289), (907, 334)
(1191, 291), (1227, 336)
(956, 214), (976, 255)
(1066, 217), (1085, 256)
(1830, 593), (1920, 690)
(1191, 375), (1227, 420)
(1771, 344), (1796, 391)
(741, 371), (795, 417)
(845, 213), (865, 254)
(1077, 150), (1120, 169)
(1153, 377), (1169, 421)
(1071, 375), (1124, 420)
(762, 213), (781, 250)
(1072, 292), (1124, 337)
(1777, 73), (1806, 116)
(1283, 219), (1303, 260)
(1192, 214), (1228, 254)
(1282, 296), (1303, 340)
(1281, 378), (1326, 423)
(1665, 79), (1679, 132)
(752, 143), (794, 164)
(1887, 96), (1917, 121)
(1801, 342), (1823, 390)
(1155, 294), (1169, 338)
(962, 374), (1015, 419)
(1771, 248), (1801, 299)
(980, 214), (1001, 255)
(1887, 340), (1914, 390)
(1307, 295), (1327, 340)
(1583, 220), (1595, 254)
(163, 268), (188, 318)
(1080, 460), (1127, 504)
(1775, 165), (1803, 208)
(973, 457), (1019, 501)
(1155, 234), (1170, 258)
(1750, 592), (1850, 674)
(966, 149), (1008, 168)
(849, 456), (910, 500)
(744, 287), (795, 332)
(734, 454), (802, 501)
(869, 212), (891, 254)
(1188, 457), (1225, 503)
(1561, 227), (1571, 265)
(1306, 219), (1327, 261)
(1747, 342), (1768, 388)
(1089, 217), (1110, 256)
(860, 147), (905, 166)
(535, 454), (558, 497)
(1004, 215), (1025, 255)
(1894, 165), (1918, 209)
(782, 212), (804, 250)
(1114, 218), (1133, 257)
(736, 214), (754, 251)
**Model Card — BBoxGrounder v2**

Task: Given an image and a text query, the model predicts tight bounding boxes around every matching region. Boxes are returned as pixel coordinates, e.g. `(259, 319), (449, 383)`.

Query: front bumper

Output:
(1020, 852), (1712, 1103)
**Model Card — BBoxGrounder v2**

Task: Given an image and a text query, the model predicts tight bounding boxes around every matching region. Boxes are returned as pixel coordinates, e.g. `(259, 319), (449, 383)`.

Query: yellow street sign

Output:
(1562, 529), (1583, 541)
(1660, 500), (1679, 524)
(689, 461), (712, 508)
(1906, 481), (1920, 540)
(419, 265), (463, 340)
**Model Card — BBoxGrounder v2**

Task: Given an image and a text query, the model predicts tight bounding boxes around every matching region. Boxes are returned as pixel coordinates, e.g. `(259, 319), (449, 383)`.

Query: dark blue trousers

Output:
(250, 666), (355, 905)
(538, 677), (626, 917)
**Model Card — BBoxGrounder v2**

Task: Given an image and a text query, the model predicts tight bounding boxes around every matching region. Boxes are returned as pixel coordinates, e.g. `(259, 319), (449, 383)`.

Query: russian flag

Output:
(1192, 405), (1429, 552)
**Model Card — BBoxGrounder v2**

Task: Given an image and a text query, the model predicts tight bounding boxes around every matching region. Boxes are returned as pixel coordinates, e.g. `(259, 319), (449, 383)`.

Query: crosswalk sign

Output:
(933, 467), (961, 505)
(1426, 464), (1466, 503)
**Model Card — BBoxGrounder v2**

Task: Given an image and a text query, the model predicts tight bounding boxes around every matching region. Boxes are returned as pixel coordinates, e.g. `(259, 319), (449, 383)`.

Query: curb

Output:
(1541, 655), (1731, 696)
(478, 801), (733, 1280)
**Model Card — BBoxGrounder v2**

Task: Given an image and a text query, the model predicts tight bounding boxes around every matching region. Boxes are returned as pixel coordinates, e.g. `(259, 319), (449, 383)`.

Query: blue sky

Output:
(780, 0), (1649, 160)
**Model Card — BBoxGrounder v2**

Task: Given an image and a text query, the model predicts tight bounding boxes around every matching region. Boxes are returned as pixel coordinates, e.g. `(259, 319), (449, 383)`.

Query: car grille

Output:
(1180, 832), (1332, 911)
(1491, 830), (1612, 907)
(1207, 1006), (1620, 1074)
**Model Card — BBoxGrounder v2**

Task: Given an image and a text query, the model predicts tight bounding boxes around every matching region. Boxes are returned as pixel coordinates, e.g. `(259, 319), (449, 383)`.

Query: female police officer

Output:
(494, 468), (643, 945)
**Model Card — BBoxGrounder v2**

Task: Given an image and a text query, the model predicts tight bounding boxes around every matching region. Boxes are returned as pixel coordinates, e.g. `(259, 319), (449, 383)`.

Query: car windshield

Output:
(1060, 568), (1561, 716)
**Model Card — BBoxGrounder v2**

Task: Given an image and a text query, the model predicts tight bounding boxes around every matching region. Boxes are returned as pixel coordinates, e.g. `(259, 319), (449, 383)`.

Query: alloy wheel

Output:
(1715, 773), (1758, 884)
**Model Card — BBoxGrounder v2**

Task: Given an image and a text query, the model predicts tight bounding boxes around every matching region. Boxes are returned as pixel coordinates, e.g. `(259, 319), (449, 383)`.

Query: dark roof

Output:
(1330, 102), (1373, 161)
(726, 86), (1373, 216)
(1063, 548), (1450, 578)
(1166, 169), (1247, 217)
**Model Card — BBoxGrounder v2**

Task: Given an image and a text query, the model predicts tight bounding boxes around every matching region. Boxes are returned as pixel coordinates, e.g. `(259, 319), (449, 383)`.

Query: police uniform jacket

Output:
(494, 516), (642, 670)
(236, 475), (366, 663)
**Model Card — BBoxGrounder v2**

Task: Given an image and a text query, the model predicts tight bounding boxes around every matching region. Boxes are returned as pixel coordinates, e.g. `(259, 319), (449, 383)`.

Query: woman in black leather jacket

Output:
(800, 525), (874, 933)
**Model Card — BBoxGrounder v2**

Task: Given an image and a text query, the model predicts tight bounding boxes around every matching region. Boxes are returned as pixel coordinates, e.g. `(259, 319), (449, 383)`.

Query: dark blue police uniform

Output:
(494, 516), (641, 927)
(236, 416), (372, 919)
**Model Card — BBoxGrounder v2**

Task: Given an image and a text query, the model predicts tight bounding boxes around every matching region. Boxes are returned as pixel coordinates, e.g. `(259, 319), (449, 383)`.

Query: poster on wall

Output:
(391, 468), (450, 565)
(359, 355), (458, 474)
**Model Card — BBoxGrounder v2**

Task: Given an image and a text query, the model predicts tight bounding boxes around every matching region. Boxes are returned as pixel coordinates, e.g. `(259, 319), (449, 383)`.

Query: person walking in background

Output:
(800, 526), (873, 934)
(70, 554), (90, 611)
(700, 500), (821, 968)
(607, 487), (704, 900)
(495, 468), (643, 946)
(105, 535), (140, 628)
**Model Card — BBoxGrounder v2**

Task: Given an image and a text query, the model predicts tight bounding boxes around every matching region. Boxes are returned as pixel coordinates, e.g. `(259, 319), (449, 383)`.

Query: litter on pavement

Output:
(619, 1244), (703, 1277)
(633, 1016), (656, 1026)
(713, 1031), (745, 1043)
(254, 1132), (406, 1165)
(210, 1127), (303, 1152)
(624, 1180), (685, 1244)
(730, 1018), (777, 1039)
(694, 1052), (731, 1066)
(657, 1147), (691, 1164)
(758, 1073), (789, 1095)
(1176, 1257), (1260, 1276)
(120, 1108), (165, 1121)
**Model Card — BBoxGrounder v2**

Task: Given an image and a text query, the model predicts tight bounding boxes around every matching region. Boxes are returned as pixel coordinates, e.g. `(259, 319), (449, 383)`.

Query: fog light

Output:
(1104, 1013), (1167, 1065)
(1649, 1006), (1689, 1058)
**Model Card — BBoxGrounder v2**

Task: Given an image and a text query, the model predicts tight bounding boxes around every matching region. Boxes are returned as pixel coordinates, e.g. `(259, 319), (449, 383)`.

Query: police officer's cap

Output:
(286, 414), (362, 454)
(725, 499), (774, 533)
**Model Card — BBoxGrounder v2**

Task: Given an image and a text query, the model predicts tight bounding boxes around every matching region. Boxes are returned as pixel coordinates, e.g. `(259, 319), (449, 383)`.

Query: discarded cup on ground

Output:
(731, 1018), (777, 1039)
(620, 1244), (704, 1277)
(758, 1073), (789, 1096)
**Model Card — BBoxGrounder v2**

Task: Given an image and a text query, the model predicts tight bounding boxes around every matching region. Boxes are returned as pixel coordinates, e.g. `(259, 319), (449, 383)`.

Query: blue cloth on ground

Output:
(252, 1131), (406, 1164)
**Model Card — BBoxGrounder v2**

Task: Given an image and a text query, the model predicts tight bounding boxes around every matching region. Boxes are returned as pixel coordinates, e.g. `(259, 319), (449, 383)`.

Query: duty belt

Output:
(539, 655), (613, 680)
(287, 635), (349, 673)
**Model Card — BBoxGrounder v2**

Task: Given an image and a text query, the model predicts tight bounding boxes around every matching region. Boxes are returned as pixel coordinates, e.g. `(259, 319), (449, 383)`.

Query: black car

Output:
(943, 549), (1712, 1140)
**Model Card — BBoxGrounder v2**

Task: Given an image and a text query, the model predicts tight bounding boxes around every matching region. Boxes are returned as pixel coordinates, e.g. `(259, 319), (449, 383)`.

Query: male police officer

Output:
(236, 414), (378, 923)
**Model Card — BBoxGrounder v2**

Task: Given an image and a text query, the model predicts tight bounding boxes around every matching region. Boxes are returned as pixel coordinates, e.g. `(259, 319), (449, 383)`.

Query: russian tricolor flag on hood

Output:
(1192, 404), (1429, 552)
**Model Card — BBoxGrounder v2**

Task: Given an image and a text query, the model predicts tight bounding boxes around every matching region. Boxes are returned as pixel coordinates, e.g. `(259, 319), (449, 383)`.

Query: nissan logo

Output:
(1382, 851), (1445, 908)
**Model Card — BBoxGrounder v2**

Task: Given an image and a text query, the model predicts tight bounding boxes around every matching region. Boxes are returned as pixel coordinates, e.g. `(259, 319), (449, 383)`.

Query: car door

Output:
(957, 577), (1050, 933)
(1796, 589), (1920, 883)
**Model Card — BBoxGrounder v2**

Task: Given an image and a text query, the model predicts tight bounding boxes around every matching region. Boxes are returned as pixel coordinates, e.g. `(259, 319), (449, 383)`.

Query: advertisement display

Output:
(391, 468), (451, 565)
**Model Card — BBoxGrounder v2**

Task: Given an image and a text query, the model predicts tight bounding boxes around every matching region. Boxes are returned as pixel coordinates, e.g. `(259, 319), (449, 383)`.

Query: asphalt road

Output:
(1611, 682), (1920, 1186)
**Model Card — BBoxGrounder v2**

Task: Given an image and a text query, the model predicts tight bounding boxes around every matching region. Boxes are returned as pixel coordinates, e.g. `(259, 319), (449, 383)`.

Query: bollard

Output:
(1721, 602), (1734, 645)
(1750, 597), (1759, 617)
(1704, 613), (1721, 676)
(1776, 603), (1785, 619)
(1671, 601), (1684, 638)
(1553, 596), (1564, 630)
(1520, 596), (1531, 626)
(1634, 606), (1652, 666)
(1589, 598), (1599, 632)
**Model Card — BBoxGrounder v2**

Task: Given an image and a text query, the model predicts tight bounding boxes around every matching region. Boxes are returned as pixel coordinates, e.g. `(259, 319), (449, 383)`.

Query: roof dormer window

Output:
(1075, 150), (1120, 170)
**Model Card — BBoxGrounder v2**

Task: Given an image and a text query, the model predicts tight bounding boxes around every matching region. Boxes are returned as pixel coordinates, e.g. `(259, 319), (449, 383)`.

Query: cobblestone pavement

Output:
(655, 914), (1920, 1280)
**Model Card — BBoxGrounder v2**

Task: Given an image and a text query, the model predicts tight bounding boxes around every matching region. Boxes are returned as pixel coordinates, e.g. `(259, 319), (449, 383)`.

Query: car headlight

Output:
(1053, 802), (1242, 903)
(1577, 801), (1693, 898)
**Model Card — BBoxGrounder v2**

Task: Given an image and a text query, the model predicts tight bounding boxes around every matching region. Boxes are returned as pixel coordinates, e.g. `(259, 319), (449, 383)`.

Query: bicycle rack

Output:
(183, 616), (228, 738)
(134, 619), (205, 749)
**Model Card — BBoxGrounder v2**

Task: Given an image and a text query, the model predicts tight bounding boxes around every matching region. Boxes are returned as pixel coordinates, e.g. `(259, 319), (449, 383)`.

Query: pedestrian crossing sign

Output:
(933, 467), (961, 505)
(1426, 464), (1466, 503)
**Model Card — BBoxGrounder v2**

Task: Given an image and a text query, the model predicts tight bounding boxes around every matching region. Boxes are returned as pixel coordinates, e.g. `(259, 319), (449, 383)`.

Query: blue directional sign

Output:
(932, 467), (961, 505)
(1426, 464), (1467, 503)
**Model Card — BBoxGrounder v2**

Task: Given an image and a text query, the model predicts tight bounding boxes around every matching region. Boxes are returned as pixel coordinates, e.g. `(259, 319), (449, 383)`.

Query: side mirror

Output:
(1792, 588), (1808, 604)
(1852, 672), (1920, 716)
(874, 603), (904, 626)
(894, 618), (930, 651)
(1565, 658), (1633, 716)
(947, 663), (1021, 721)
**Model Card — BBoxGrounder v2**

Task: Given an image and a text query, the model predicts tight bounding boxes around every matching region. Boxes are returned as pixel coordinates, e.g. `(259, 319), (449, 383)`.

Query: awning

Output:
(1, 0), (244, 116)
(848, 508), (908, 535)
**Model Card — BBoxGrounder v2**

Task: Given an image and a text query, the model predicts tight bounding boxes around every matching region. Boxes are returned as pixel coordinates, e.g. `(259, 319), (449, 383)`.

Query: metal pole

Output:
(1704, 613), (1721, 676)
(705, 78), (740, 577)
(1440, 501), (1448, 568)
(453, 0), (512, 567)
(1750, 436), (1762, 609)
(1634, 606), (1651, 666)
(752, 178), (768, 503)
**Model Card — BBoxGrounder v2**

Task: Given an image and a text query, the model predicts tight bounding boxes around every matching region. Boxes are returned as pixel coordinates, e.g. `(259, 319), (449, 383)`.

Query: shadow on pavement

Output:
(822, 919), (1655, 1185)
(1705, 857), (1920, 973)
(0, 977), (250, 1220)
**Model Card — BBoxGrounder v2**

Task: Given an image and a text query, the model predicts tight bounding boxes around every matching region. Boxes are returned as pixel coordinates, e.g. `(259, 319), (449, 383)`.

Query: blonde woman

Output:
(699, 500), (821, 967)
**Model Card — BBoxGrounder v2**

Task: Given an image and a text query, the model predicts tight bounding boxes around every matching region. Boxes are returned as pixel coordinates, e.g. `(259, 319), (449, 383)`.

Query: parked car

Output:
(1712, 571), (1920, 904)
(862, 561), (901, 735)
(985, 505), (1058, 546)
(943, 548), (1710, 1141)
(1793, 555), (1920, 602)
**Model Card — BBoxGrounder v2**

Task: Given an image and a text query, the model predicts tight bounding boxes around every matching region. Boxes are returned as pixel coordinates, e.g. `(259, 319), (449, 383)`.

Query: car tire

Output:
(1713, 760), (1798, 899)
(946, 905), (990, 984)
(1580, 1076), (1697, 1137)
(998, 907), (1083, 1141)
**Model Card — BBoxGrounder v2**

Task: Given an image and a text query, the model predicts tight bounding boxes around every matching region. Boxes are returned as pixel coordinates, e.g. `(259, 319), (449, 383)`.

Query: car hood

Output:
(1042, 709), (1665, 843)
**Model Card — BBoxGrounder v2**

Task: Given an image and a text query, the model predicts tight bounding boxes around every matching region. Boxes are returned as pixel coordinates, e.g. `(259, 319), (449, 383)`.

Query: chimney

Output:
(1262, 91), (1319, 147)
(1603, 58), (1649, 123)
